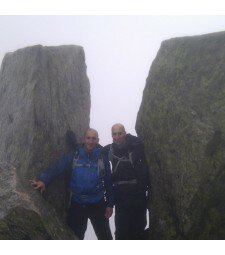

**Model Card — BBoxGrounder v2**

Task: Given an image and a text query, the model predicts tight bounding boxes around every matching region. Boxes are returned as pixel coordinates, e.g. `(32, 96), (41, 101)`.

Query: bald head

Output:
(84, 128), (99, 139)
(84, 128), (99, 153)
(111, 123), (126, 145)
(111, 123), (126, 133)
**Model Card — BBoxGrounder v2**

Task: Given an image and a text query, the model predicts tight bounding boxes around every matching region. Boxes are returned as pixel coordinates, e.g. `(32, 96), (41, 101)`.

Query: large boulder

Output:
(136, 31), (225, 239)
(0, 45), (90, 239)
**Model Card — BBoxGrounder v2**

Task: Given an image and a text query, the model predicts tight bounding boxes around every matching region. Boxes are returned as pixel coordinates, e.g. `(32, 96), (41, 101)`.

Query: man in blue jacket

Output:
(30, 128), (113, 240)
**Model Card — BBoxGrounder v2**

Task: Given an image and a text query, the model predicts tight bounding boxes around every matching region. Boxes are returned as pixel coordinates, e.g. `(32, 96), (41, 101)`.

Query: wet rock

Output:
(136, 31), (225, 239)
(0, 45), (90, 239)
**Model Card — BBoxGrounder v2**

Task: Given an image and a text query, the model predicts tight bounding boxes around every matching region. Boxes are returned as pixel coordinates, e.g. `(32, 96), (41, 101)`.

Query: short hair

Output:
(84, 128), (99, 138)
(111, 123), (126, 133)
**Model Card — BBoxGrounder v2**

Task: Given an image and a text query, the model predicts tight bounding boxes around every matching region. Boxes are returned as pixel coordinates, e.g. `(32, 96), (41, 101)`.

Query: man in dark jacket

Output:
(30, 128), (113, 240)
(102, 123), (149, 240)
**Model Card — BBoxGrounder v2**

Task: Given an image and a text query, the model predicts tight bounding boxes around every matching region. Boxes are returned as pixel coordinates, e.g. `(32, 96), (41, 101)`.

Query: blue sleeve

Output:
(39, 153), (73, 185)
(103, 154), (114, 208)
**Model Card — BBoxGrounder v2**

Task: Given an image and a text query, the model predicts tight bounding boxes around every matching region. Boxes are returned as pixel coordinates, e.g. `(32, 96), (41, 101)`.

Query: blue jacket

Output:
(39, 146), (114, 207)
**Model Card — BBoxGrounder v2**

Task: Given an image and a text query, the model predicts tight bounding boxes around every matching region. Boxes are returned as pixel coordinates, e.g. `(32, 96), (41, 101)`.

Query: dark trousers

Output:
(115, 193), (147, 240)
(67, 198), (112, 240)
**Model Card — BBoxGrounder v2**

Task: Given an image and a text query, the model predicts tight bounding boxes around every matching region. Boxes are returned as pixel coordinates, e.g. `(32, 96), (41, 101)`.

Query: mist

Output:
(0, 15), (225, 240)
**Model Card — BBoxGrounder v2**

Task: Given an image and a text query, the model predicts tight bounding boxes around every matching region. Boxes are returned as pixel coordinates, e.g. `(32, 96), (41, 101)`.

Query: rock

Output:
(0, 45), (90, 239)
(136, 31), (225, 239)
(0, 162), (75, 239)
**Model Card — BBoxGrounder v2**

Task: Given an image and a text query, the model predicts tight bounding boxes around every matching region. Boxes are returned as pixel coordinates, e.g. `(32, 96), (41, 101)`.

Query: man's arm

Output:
(102, 154), (114, 218)
(30, 153), (73, 193)
(136, 142), (150, 190)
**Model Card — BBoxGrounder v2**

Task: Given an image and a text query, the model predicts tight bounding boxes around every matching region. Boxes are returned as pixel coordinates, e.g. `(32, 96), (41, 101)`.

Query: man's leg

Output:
(115, 193), (147, 240)
(67, 202), (88, 240)
(115, 204), (132, 240)
(89, 199), (113, 240)
(131, 206), (147, 239)
(130, 194), (147, 239)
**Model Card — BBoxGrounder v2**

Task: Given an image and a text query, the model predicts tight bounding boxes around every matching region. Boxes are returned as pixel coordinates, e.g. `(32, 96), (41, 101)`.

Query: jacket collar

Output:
(79, 146), (100, 160)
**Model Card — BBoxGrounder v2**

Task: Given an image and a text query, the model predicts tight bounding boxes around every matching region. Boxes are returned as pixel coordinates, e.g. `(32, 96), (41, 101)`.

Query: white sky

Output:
(1, 15), (225, 145)
(1, 0), (225, 251)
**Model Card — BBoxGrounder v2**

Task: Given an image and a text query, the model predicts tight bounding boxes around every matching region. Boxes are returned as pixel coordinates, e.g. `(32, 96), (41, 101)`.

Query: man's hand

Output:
(105, 207), (113, 219)
(30, 180), (46, 194)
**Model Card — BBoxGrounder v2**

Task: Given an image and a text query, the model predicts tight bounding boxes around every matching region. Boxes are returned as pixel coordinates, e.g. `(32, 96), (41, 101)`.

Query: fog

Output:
(0, 15), (225, 240)
(1, 16), (225, 147)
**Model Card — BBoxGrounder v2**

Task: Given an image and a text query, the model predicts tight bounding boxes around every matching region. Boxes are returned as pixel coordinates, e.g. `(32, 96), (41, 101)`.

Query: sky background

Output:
(1, 16), (225, 147)
(1, 15), (225, 240)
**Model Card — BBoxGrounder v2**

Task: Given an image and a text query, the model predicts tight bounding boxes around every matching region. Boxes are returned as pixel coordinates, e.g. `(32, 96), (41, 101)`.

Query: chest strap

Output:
(114, 179), (137, 186)
(109, 145), (134, 173)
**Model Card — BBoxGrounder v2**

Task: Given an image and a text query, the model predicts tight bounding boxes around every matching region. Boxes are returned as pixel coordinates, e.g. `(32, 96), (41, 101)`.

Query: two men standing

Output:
(31, 124), (149, 240)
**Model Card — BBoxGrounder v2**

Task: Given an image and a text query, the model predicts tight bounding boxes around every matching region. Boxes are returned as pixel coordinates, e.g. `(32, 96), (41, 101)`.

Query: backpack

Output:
(108, 144), (138, 186)
(107, 136), (149, 195)
(72, 149), (105, 180)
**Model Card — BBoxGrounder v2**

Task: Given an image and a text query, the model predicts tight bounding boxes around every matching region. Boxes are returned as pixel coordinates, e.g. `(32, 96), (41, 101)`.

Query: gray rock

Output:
(0, 45), (90, 239)
(136, 31), (225, 239)
(0, 161), (75, 239)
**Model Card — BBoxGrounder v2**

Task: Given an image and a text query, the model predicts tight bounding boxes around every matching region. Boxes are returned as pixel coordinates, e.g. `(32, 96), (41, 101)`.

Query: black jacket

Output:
(102, 134), (149, 195)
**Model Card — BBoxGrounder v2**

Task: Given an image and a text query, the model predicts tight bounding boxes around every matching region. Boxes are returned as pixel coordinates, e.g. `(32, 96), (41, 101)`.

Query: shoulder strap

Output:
(108, 144), (134, 173)
(72, 149), (79, 169)
(108, 145), (113, 162)
(97, 153), (105, 178)
(128, 151), (134, 167)
(71, 148), (106, 181)
(108, 144), (127, 161)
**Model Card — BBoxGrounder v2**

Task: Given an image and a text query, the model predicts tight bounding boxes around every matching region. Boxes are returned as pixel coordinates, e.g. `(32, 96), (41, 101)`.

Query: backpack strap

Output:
(68, 149), (105, 208)
(72, 148), (105, 177)
(72, 149), (96, 168)
(115, 179), (137, 185)
(108, 144), (113, 163)
(72, 149), (79, 169)
(97, 153), (105, 182)
(68, 149), (79, 208)
(109, 144), (134, 173)
(128, 151), (134, 167)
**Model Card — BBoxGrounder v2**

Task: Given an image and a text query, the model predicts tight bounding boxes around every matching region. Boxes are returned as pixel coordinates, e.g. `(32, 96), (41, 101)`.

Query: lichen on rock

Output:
(136, 31), (225, 239)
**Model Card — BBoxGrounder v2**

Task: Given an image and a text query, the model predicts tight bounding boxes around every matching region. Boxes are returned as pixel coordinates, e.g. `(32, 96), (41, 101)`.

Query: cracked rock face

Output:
(0, 45), (90, 239)
(136, 31), (225, 239)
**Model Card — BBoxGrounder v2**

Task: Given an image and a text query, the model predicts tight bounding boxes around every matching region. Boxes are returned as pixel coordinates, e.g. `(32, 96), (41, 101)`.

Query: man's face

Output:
(112, 125), (126, 145)
(84, 130), (99, 153)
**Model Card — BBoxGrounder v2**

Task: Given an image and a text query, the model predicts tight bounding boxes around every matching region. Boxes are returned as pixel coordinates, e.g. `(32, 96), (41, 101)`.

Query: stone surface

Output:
(136, 31), (225, 239)
(0, 162), (75, 239)
(0, 45), (90, 239)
